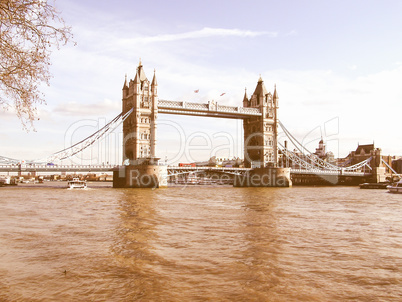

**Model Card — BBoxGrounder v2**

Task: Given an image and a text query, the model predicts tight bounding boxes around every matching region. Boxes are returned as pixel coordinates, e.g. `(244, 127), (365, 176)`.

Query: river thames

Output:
(0, 183), (401, 301)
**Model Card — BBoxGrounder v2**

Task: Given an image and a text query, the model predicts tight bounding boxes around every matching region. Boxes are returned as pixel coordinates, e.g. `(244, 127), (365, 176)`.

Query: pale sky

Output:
(1, 0), (402, 165)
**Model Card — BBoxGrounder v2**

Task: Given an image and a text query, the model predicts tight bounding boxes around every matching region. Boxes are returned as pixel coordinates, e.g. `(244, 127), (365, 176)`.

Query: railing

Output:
(158, 100), (183, 108)
(290, 169), (368, 176)
(186, 102), (209, 110)
(168, 166), (252, 171)
(240, 107), (261, 115)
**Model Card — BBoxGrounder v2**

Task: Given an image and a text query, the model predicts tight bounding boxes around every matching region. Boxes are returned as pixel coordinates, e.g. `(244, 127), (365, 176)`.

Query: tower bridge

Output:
(0, 61), (387, 187)
(121, 61), (280, 171)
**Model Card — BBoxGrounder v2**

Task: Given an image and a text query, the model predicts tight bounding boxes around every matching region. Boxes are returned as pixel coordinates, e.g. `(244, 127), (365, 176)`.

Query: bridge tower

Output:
(243, 77), (278, 168)
(122, 60), (158, 164)
(115, 61), (166, 188)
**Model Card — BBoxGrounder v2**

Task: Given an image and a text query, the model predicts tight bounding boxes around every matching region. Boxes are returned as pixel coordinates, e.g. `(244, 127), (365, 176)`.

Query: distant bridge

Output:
(0, 164), (116, 173)
(0, 163), (372, 179)
(0, 163), (251, 175)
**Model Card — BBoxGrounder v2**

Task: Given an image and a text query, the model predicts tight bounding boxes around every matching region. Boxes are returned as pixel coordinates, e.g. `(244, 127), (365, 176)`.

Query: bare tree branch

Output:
(0, 0), (74, 129)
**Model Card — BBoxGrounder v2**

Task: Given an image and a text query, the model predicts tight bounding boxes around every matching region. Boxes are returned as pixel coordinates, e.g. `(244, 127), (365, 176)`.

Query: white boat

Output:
(67, 178), (87, 189)
(0, 176), (17, 186)
(386, 180), (402, 194)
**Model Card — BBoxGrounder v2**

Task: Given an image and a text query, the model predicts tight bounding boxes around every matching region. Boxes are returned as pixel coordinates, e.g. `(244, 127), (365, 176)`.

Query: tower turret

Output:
(273, 84), (279, 108)
(151, 69), (158, 95)
(122, 74), (129, 98)
(243, 88), (249, 107)
(251, 76), (268, 107)
(150, 69), (158, 158)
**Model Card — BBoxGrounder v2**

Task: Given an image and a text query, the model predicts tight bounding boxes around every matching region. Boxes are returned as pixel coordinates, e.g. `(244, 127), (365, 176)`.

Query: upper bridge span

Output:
(158, 100), (262, 119)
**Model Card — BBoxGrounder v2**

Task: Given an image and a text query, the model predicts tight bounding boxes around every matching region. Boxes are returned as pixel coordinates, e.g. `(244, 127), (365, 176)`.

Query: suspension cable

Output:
(35, 108), (133, 163)
(278, 120), (340, 170)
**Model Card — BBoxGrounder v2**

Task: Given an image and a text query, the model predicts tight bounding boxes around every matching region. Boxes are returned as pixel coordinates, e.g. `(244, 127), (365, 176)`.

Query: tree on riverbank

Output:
(0, 0), (74, 129)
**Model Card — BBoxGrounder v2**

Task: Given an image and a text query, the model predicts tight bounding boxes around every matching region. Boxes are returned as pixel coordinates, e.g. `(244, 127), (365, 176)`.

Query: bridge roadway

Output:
(0, 164), (116, 173)
(0, 164), (252, 174)
(169, 167), (371, 177)
(0, 164), (371, 177)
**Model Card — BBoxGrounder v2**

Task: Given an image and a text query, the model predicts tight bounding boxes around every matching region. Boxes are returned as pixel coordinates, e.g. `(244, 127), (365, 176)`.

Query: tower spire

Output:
(122, 73), (129, 90)
(243, 87), (248, 102)
(273, 84), (278, 98)
(136, 59), (147, 82)
(151, 69), (157, 86)
(133, 69), (140, 84)
(253, 75), (268, 98)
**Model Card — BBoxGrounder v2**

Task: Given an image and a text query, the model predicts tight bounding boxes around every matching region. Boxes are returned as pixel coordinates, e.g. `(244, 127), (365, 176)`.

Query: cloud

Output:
(285, 30), (297, 36)
(53, 99), (120, 117)
(268, 66), (402, 156)
(0, 107), (16, 119)
(124, 27), (277, 44)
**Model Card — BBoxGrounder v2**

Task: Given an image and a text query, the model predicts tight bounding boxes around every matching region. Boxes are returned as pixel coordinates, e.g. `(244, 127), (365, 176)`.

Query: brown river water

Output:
(0, 182), (401, 301)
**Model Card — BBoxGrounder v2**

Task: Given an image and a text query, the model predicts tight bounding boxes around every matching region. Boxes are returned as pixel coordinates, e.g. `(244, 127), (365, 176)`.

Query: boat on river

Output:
(386, 180), (402, 194)
(0, 176), (17, 186)
(359, 182), (388, 189)
(67, 178), (87, 189)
